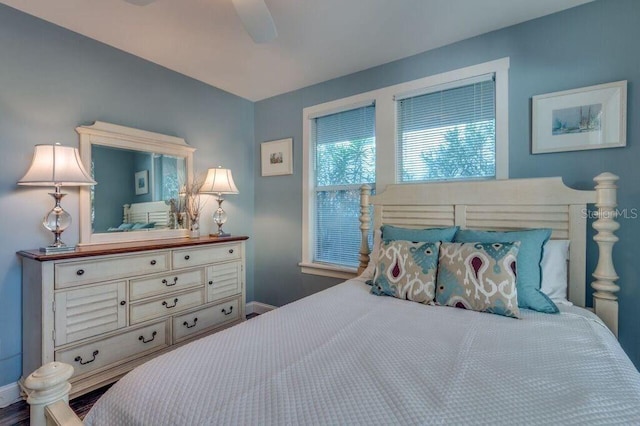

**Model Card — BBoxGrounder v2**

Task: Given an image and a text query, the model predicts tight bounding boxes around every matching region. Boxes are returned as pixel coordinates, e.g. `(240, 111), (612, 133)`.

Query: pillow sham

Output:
(360, 229), (382, 281)
(381, 225), (458, 243)
(541, 239), (571, 305)
(370, 240), (440, 304)
(131, 222), (156, 230)
(454, 228), (558, 314)
(436, 242), (520, 318)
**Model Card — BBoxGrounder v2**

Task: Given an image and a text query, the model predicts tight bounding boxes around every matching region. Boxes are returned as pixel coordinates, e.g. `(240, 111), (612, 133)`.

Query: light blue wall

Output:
(254, 0), (640, 367)
(92, 145), (135, 232)
(0, 4), (254, 386)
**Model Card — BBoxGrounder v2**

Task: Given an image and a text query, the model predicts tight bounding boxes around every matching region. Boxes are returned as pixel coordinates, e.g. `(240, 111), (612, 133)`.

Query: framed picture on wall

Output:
(261, 138), (293, 176)
(135, 170), (149, 195)
(532, 80), (627, 154)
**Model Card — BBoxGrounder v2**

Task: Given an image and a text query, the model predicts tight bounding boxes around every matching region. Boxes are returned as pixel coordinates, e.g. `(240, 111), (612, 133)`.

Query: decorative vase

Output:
(189, 215), (200, 238)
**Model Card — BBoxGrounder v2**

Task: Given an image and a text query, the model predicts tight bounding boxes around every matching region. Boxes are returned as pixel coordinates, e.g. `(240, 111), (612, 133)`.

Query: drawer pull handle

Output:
(162, 277), (178, 286)
(76, 269), (85, 276)
(74, 350), (99, 365)
(183, 318), (198, 329)
(229, 249), (234, 254)
(184, 255), (190, 260)
(150, 260), (157, 265)
(221, 306), (233, 316)
(139, 331), (157, 343)
(162, 298), (179, 309)
(120, 300), (126, 306)
(208, 280), (213, 286)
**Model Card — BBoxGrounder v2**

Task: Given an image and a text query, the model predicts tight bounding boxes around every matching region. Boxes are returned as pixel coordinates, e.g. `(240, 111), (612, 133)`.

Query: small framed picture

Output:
(135, 170), (149, 195)
(261, 138), (293, 176)
(532, 80), (627, 154)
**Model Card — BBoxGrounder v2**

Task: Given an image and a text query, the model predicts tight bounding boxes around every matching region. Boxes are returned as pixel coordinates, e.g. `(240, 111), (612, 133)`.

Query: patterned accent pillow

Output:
(371, 240), (440, 304)
(436, 242), (521, 318)
(454, 228), (557, 313)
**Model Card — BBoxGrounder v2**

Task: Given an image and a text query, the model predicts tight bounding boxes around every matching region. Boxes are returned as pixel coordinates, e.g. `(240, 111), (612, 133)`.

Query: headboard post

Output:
(358, 185), (372, 275)
(591, 172), (620, 337)
(124, 204), (131, 223)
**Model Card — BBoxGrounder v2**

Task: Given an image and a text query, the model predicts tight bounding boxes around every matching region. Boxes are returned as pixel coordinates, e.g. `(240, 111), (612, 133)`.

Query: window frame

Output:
(301, 58), (509, 278)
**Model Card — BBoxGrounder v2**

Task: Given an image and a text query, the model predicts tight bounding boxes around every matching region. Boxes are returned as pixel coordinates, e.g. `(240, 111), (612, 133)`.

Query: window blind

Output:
(397, 77), (496, 182)
(313, 104), (375, 267)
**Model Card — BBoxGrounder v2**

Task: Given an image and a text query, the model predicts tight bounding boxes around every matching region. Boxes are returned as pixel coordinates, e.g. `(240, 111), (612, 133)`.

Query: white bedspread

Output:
(85, 279), (640, 425)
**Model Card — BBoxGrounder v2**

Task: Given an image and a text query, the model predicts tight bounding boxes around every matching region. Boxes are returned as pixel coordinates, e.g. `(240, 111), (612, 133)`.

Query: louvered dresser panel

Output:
(207, 261), (242, 302)
(54, 281), (126, 346)
(19, 236), (248, 399)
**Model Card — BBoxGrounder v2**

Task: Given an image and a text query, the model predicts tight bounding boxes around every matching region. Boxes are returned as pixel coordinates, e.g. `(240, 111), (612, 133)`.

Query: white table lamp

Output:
(18, 143), (96, 253)
(200, 167), (239, 237)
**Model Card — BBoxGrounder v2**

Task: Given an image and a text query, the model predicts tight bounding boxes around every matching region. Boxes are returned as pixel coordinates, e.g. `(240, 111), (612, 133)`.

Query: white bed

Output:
(83, 277), (640, 425)
(25, 173), (640, 426)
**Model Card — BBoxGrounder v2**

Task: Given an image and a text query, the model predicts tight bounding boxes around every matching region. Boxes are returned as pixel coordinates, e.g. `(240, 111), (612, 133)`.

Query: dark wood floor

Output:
(0, 313), (260, 425)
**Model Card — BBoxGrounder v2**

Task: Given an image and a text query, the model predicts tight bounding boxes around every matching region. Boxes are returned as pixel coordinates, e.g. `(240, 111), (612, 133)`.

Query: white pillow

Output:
(540, 239), (571, 305)
(358, 229), (382, 280)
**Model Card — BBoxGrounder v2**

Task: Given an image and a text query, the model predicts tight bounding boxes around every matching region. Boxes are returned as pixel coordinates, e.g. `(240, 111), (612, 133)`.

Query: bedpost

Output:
(592, 172), (620, 337)
(358, 184), (372, 275)
(24, 362), (82, 426)
(124, 203), (131, 224)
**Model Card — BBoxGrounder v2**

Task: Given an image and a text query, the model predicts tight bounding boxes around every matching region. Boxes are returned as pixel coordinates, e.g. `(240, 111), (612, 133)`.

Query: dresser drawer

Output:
(56, 320), (169, 379)
(130, 288), (205, 325)
(172, 243), (241, 269)
(207, 261), (242, 302)
(130, 268), (205, 301)
(173, 297), (241, 343)
(55, 252), (170, 289)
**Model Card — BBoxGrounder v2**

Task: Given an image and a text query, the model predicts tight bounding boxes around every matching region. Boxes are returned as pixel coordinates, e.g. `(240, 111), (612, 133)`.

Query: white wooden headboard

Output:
(123, 201), (171, 228)
(358, 173), (620, 336)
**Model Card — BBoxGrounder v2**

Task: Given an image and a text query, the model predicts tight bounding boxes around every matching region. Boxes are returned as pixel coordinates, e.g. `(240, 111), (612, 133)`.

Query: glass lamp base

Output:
(209, 231), (230, 238)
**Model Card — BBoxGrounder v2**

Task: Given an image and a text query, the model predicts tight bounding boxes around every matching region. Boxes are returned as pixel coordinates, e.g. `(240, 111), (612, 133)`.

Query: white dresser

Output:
(19, 236), (248, 398)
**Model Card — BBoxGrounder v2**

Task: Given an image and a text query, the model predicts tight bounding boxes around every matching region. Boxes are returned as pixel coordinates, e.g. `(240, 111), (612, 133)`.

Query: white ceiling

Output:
(1, 0), (593, 101)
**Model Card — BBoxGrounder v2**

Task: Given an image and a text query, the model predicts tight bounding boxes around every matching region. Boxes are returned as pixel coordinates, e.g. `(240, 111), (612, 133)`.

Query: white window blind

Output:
(313, 105), (375, 268)
(397, 76), (496, 182)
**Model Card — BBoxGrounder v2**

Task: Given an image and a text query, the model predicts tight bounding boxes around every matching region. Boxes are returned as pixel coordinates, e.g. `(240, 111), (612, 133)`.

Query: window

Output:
(312, 105), (375, 269)
(397, 75), (496, 182)
(302, 58), (508, 277)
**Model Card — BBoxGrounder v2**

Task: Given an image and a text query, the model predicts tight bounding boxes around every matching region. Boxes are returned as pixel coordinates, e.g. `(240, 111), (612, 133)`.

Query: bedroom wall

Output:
(92, 146), (136, 232)
(0, 4), (254, 388)
(253, 0), (640, 367)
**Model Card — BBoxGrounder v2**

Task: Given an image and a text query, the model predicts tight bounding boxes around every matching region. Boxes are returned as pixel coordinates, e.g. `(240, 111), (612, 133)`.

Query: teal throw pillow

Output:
(454, 228), (558, 314)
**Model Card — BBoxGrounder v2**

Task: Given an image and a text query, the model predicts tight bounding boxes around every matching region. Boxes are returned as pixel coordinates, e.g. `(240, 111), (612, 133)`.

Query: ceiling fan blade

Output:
(232, 0), (278, 44)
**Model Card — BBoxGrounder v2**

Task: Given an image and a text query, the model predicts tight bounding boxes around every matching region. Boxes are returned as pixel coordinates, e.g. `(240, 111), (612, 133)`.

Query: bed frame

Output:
(123, 201), (171, 228)
(24, 173), (620, 426)
(358, 172), (620, 334)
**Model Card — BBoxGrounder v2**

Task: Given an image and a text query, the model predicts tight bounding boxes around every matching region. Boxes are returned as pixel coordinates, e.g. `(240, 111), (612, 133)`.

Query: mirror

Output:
(77, 121), (195, 245)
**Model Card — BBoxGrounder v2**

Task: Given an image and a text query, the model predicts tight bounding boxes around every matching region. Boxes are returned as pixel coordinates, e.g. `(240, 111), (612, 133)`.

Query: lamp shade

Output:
(200, 167), (239, 194)
(18, 144), (96, 186)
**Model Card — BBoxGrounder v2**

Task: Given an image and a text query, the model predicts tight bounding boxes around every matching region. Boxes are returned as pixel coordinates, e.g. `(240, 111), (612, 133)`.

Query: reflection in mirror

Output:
(78, 121), (195, 245)
(91, 145), (186, 233)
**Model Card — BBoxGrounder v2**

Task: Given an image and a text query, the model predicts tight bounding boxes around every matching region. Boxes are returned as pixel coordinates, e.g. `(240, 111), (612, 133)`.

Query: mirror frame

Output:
(77, 121), (195, 245)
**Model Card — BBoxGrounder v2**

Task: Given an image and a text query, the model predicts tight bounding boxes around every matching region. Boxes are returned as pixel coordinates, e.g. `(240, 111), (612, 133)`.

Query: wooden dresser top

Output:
(17, 235), (249, 261)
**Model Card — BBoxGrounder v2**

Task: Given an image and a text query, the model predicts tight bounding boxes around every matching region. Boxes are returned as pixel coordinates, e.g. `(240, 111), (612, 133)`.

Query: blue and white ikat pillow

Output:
(371, 240), (440, 304)
(436, 242), (521, 318)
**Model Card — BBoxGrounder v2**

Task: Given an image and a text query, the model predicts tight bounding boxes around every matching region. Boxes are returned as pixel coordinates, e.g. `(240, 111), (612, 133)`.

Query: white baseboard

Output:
(246, 301), (277, 315)
(0, 381), (21, 408)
